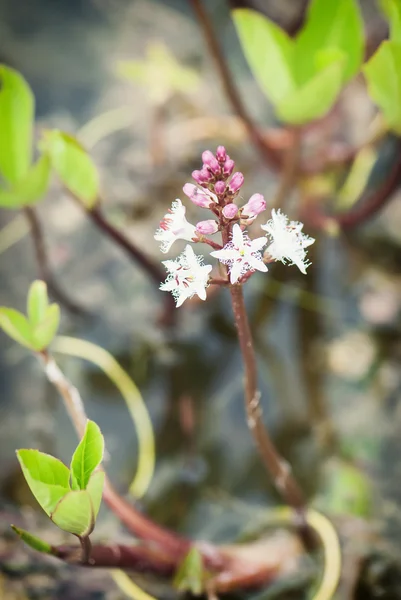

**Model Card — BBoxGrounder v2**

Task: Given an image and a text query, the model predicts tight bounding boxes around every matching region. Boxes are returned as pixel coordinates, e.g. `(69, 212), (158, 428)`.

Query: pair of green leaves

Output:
(0, 66), (51, 209)
(0, 280), (60, 351)
(17, 420), (105, 537)
(0, 65), (99, 210)
(233, 0), (364, 124)
(363, 0), (401, 134)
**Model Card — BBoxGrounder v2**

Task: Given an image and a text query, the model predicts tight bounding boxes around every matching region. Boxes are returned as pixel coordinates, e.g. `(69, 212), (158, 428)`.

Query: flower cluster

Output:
(154, 147), (315, 306)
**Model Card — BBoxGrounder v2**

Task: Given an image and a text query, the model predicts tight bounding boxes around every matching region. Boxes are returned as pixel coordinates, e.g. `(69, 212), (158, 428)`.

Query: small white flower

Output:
(160, 245), (212, 307)
(155, 199), (197, 253)
(261, 209), (315, 274)
(210, 223), (267, 284)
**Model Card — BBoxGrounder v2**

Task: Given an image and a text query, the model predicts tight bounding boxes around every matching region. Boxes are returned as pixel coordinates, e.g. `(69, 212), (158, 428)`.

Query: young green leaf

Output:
(27, 281), (49, 328)
(294, 0), (364, 84)
(31, 303), (60, 351)
(0, 154), (51, 209)
(11, 526), (53, 554)
(232, 9), (296, 105)
(363, 41), (401, 134)
(174, 547), (204, 596)
(42, 130), (99, 208)
(379, 0), (401, 43)
(0, 65), (34, 184)
(70, 420), (104, 490)
(17, 449), (70, 515)
(51, 490), (94, 536)
(0, 308), (34, 349)
(277, 59), (345, 125)
(86, 471), (105, 520)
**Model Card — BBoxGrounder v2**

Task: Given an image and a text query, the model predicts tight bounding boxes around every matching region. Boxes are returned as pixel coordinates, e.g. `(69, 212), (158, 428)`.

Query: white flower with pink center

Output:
(155, 199), (196, 253)
(211, 224), (267, 284)
(160, 245), (212, 307)
(261, 209), (315, 274)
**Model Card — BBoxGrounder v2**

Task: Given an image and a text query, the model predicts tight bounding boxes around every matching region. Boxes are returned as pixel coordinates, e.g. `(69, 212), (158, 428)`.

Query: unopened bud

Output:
(223, 158), (235, 177)
(214, 181), (226, 195)
(241, 193), (266, 218)
(202, 150), (220, 175)
(222, 203), (238, 219)
(216, 146), (227, 162)
(192, 169), (212, 184)
(228, 172), (244, 193)
(196, 219), (219, 235)
(183, 183), (214, 208)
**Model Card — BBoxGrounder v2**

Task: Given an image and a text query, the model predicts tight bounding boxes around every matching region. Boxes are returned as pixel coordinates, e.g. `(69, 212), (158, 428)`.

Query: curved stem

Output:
(229, 286), (306, 515)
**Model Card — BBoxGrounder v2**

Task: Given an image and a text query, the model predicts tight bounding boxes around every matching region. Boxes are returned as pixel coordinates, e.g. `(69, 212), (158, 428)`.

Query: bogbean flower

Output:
(196, 220), (219, 235)
(211, 224), (267, 284)
(183, 183), (217, 208)
(241, 193), (266, 219)
(160, 245), (212, 306)
(155, 199), (197, 253)
(261, 209), (315, 274)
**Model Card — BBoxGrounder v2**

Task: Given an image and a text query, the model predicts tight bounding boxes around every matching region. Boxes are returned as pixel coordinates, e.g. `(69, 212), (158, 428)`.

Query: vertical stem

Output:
(229, 285), (306, 515)
(79, 535), (93, 564)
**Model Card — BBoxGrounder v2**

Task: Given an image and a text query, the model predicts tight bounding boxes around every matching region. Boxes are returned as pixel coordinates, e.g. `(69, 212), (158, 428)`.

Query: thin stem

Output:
(23, 206), (86, 316)
(189, 0), (282, 171)
(272, 128), (302, 209)
(229, 285), (306, 516)
(79, 535), (92, 564)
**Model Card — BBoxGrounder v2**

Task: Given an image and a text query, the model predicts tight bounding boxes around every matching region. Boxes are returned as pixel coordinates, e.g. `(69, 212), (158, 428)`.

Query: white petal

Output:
(248, 255), (268, 272)
(229, 260), (244, 284)
(250, 236), (267, 252)
(211, 248), (238, 261)
(231, 224), (244, 249)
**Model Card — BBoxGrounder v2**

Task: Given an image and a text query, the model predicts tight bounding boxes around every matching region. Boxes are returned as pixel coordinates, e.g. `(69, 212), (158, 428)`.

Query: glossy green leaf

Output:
(363, 41), (401, 134)
(86, 470), (105, 520)
(31, 303), (60, 351)
(232, 9), (296, 105)
(17, 449), (70, 515)
(51, 490), (94, 536)
(27, 280), (49, 328)
(174, 547), (204, 596)
(70, 420), (104, 490)
(0, 65), (34, 184)
(294, 0), (364, 84)
(42, 130), (99, 208)
(0, 154), (51, 209)
(277, 59), (345, 125)
(380, 0), (401, 43)
(11, 526), (52, 554)
(0, 308), (34, 349)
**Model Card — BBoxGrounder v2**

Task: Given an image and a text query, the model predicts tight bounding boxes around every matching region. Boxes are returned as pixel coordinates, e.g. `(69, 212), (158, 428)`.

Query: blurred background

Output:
(1, 0), (401, 598)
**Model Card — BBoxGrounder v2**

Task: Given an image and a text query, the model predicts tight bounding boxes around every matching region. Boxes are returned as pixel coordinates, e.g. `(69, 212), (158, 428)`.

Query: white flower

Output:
(160, 245), (212, 307)
(155, 199), (197, 253)
(261, 209), (315, 274)
(210, 223), (267, 284)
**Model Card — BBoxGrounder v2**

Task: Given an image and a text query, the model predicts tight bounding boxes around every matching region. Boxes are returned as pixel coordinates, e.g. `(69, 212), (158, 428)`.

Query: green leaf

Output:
(316, 459), (372, 518)
(0, 65), (34, 184)
(11, 526), (52, 554)
(86, 471), (105, 520)
(70, 420), (104, 490)
(277, 58), (345, 124)
(0, 308), (34, 349)
(0, 154), (51, 209)
(174, 548), (204, 596)
(232, 9), (296, 105)
(42, 130), (99, 208)
(27, 280), (49, 328)
(31, 303), (60, 351)
(294, 0), (364, 84)
(51, 490), (94, 536)
(379, 0), (401, 43)
(363, 41), (401, 134)
(17, 449), (70, 516)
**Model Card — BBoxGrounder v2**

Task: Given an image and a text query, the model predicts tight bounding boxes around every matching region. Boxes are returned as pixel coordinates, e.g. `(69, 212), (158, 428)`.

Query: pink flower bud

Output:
(202, 150), (220, 174)
(183, 183), (214, 208)
(216, 146), (227, 162)
(214, 181), (226, 195)
(196, 219), (219, 235)
(223, 158), (235, 177)
(222, 203), (238, 219)
(192, 169), (212, 184)
(241, 193), (266, 218)
(228, 172), (244, 193)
